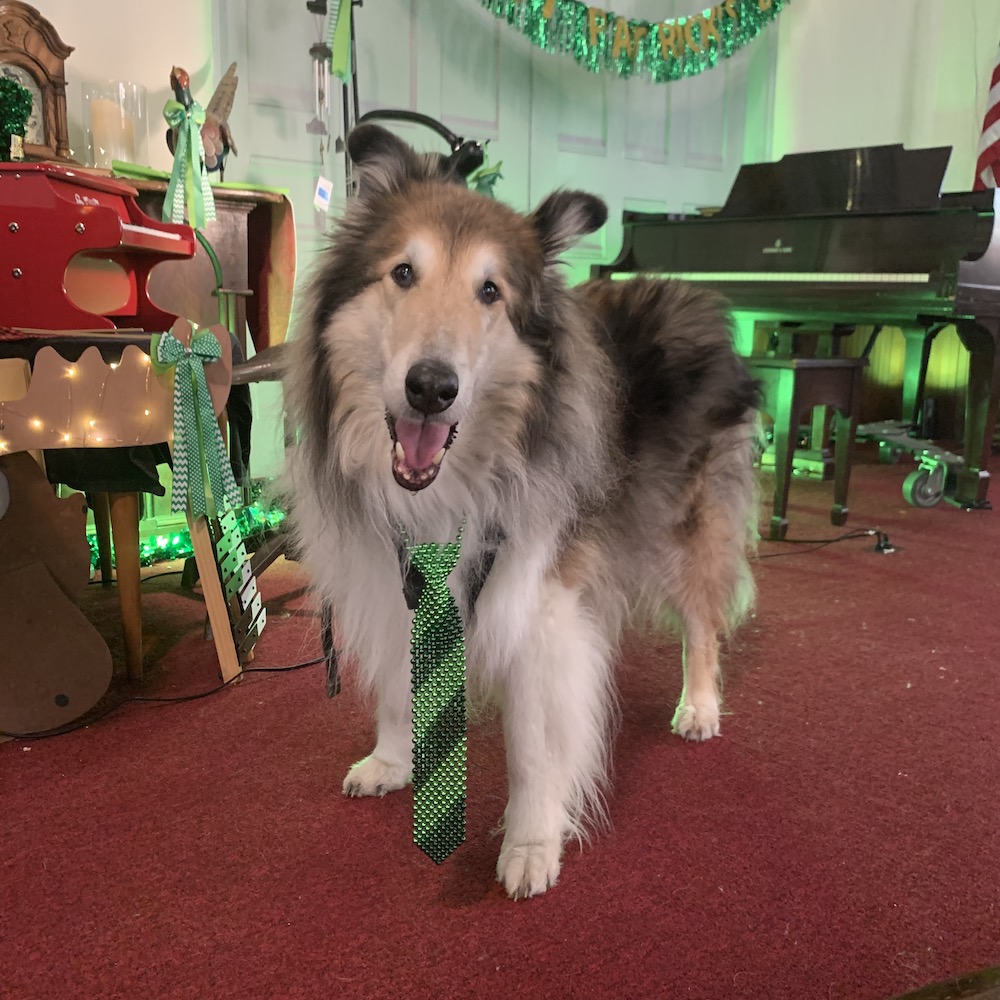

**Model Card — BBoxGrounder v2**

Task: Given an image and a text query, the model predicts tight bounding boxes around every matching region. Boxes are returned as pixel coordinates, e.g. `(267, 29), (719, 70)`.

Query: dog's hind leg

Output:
(494, 578), (613, 898)
(671, 614), (723, 741)
(668, 470), (754, 741)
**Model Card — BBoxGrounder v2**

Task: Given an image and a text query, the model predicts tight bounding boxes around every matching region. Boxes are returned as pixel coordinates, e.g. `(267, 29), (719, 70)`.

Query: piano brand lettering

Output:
(762, 238), (792, 255)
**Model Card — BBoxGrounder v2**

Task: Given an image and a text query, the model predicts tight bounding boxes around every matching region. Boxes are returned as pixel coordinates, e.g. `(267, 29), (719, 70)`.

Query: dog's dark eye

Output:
(391, 263), (414, 288)
(479, 280), (501, 305)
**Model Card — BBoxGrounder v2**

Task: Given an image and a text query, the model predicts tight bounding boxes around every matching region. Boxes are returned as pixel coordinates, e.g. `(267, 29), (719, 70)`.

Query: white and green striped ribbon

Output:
(329, 0), (353, 81)
(156, 326), (239, 517)
(162, 98), (216, 229)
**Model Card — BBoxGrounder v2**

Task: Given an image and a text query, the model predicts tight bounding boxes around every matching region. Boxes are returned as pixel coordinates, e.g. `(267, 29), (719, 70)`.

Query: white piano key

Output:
(121, 223), (183, 241)
(612, 271), (931, 284)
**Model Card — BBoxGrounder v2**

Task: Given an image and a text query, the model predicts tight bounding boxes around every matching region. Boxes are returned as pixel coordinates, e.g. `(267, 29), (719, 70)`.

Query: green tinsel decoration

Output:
(482, 0), (787, 83)
(86, 503), (286, 571)
(0, 76), (32, 160)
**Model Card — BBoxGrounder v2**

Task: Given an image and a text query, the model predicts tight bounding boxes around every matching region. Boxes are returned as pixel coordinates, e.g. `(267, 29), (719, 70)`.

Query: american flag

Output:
(974, 40), (1000, 190)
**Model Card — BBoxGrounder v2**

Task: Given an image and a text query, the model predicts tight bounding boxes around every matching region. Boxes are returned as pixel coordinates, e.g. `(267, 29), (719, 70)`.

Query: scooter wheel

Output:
(903, 469), (943, 508)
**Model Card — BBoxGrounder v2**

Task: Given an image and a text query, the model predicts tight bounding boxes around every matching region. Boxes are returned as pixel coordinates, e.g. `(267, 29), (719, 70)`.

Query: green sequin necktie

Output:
(408, 534), (466, 864)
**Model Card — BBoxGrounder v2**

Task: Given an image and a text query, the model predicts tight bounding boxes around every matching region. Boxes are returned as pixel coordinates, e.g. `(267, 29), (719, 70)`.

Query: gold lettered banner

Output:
(482, 0), (786, 82)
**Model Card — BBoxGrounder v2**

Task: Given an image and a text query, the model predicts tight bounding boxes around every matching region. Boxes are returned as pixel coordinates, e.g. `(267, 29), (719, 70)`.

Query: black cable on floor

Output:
(0, 655), (325, 742)
(88, 569), (186, 585)
(755, 527), (895, 559)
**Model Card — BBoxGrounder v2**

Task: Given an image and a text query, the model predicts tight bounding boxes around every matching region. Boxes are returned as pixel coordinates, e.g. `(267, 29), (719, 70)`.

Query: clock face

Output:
(0, 62), (44, 145)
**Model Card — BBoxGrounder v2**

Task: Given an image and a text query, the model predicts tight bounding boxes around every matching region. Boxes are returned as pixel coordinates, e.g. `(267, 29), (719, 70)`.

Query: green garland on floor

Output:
(481, 0), (786, 83)
(87, 504), (286, 571)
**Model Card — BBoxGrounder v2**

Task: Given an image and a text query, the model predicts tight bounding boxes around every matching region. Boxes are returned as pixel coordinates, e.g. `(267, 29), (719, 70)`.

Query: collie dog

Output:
(285, 124), (759, 898)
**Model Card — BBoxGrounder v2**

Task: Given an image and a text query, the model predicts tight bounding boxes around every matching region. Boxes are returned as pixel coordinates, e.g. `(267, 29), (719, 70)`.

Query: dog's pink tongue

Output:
(395, 419), (450, 470)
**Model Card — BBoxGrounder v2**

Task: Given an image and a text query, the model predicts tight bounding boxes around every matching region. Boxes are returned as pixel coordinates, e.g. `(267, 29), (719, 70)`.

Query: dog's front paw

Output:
(343, 755), (410, 797)
(496, 837), (562, 899)
(671, 697), (721, 741)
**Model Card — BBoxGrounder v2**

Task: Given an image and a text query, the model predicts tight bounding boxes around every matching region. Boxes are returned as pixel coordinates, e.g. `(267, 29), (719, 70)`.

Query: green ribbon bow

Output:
(162, 98), (216, 229)
(409, 532), (467, 864)
(156, 326), (239, 517)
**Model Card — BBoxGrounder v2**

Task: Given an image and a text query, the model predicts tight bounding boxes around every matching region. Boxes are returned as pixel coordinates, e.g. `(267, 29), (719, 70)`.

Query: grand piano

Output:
(0, 164), (252, 691)
(593, 144), (1000, 510)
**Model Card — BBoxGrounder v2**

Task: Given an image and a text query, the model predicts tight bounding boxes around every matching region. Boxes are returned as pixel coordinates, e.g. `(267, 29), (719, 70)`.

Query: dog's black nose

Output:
(405, 359), (459, 415)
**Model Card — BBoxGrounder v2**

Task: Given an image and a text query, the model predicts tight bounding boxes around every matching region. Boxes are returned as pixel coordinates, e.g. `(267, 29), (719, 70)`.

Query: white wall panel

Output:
(436, 2), (502, 139)
(357, 0), (419, 114)
(553, 65), (609, 157)
(677, 58), (731, 172)
(625, 85), (670, 165)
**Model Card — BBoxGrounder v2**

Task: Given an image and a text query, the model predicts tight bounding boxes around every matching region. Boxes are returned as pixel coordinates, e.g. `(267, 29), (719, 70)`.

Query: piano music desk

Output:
(130, 179), (296, 357)
(750, 356), (868, 540)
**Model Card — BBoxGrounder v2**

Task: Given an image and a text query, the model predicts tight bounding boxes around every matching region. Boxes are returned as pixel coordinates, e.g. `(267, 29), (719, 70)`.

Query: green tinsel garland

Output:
(0, 76), (32, 160)
(87, 504), (286, 571)
(0, 76), (31, 134)
(482, 0), (786, 83)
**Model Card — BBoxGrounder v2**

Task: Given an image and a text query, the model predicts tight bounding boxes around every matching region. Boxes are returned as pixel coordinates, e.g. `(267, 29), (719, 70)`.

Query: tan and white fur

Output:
(284, 124), (759, 898)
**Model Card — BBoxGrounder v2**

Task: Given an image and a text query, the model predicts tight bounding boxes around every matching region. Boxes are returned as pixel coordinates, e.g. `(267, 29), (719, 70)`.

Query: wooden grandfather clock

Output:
(0, 1), (73, 160)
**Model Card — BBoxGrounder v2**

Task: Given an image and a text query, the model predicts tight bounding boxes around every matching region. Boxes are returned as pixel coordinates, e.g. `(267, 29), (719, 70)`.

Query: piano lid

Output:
(1, 161), (141, 198)
(718, 144), (953, 219)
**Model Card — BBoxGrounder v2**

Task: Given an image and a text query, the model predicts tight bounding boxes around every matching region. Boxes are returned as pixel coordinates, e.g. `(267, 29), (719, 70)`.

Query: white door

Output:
(213, 0), (778, 468)
(215, 0), (777, 269)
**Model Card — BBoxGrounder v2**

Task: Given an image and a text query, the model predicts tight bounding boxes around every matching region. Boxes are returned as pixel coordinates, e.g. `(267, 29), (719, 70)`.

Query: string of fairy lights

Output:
(0, 341), (286, 570)
(0, 345), (168, 454)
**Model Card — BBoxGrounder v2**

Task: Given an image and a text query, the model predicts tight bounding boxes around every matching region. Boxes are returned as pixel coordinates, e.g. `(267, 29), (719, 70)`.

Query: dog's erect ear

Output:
(529, 191), (608, 262)
(347, 123), (423, 201)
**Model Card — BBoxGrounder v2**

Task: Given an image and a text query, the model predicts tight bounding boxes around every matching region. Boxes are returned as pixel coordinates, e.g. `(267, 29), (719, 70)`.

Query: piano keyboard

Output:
(611, 271), (931, 284)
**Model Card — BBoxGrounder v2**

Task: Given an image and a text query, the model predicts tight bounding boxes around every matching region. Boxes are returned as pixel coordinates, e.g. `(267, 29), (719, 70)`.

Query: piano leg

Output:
(954, 318), (1000, 509)
(901, 326), (932, 430)
(108, 491), (143, 680)
(831, 406), (857, 526)
(762, 367), (798, 541)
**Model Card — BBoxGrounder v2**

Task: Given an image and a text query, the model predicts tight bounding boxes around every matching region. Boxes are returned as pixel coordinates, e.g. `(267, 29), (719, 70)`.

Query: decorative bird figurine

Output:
(166, 62), (239, 180)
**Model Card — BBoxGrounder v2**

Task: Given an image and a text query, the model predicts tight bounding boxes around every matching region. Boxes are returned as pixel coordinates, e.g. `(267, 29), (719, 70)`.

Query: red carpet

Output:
(3, 445), (999, 1000)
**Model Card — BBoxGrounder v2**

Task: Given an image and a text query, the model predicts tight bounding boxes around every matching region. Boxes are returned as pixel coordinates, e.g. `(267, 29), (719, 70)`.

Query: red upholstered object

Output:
(2, 448), (999, 1000)
(0, 163), (195, 333)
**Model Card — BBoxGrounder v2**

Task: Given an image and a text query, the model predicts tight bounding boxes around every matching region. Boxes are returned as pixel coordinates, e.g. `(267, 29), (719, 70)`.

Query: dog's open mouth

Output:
(387, 414), (457, 491)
